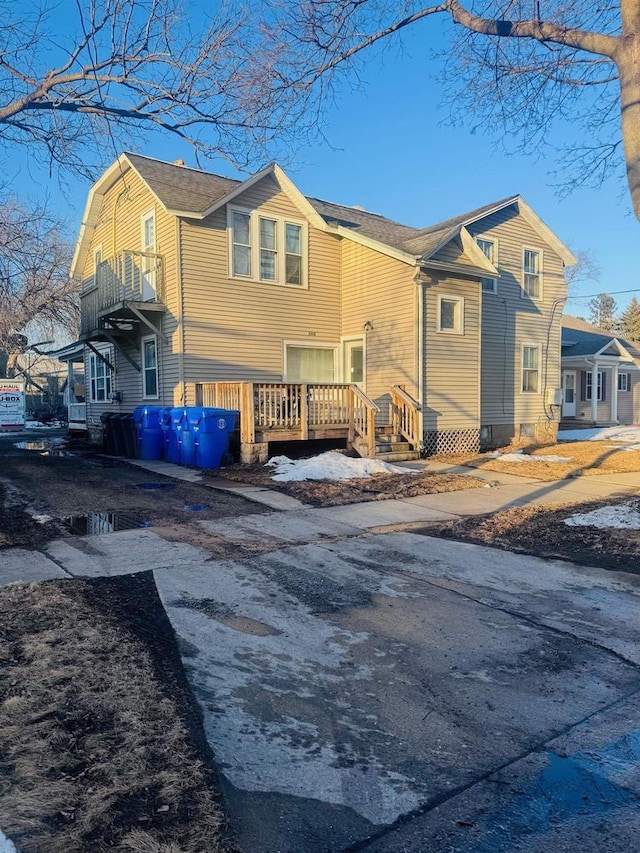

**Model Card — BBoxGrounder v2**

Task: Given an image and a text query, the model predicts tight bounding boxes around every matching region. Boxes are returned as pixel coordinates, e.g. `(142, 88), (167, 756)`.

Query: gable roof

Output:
(71, 153), (575, 279)
(561, 315), (640, 360)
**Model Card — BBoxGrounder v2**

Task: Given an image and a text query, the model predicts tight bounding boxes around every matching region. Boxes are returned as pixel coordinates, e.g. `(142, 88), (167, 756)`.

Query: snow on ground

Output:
(558, 425), (640, 444)
(24, 419), (64, 430)
(0, 830), (18, 853)
(564, 502), (640, 529)
(266, 451), (414, 482)
(488, 450), (572, 464)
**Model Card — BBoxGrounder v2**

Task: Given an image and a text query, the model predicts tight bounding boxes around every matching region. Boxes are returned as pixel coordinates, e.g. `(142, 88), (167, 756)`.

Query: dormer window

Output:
(228, 207), (307, 287)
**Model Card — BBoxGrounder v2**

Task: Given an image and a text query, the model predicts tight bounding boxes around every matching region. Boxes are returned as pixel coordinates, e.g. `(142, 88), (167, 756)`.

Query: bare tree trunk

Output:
(618, 0), (640, 219)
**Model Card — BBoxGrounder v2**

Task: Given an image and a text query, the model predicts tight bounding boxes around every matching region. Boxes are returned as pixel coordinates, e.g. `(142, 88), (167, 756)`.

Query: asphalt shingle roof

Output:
(561, 316), (640, 359)
(125, 153), (520, 257)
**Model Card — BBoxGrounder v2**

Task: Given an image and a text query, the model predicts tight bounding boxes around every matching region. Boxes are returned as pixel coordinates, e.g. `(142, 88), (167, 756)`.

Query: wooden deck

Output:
(194, 381), (421, 462)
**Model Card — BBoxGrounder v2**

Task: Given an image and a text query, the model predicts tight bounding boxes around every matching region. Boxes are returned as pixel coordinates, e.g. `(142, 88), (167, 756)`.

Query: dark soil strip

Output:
(0, 572), (237, 853)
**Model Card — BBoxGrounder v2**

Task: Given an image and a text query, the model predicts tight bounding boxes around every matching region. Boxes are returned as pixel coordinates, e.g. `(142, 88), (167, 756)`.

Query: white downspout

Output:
(417, 277), (426, 448)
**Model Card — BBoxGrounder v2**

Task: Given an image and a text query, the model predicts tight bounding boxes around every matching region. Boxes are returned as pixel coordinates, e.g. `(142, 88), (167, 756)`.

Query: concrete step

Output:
(375, 449), (421, 462)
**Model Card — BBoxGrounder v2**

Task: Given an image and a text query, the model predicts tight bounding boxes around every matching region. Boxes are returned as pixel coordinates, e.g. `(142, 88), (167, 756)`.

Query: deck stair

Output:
(373, 425), (421, 462)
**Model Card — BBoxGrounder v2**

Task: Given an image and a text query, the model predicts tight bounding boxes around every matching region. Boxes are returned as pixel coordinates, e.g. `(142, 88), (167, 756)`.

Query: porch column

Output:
(611, 363), (619, 423)
(66, 360), (74, 404)
(591, 362), (598, 423)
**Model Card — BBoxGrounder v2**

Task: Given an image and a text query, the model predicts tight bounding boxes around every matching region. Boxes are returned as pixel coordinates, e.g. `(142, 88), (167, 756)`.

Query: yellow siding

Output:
(424, 275), (481, 431)
(340, 241), (417, 418)
(468, 206), (567, 429)
(80, 168), (179, 421)
(180, 174), (341, 398)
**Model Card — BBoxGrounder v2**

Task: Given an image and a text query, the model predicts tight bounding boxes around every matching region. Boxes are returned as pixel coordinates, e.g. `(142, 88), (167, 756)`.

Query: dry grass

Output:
(216, 465), (484, 507)
(442, 441), (640, 482)
(426, 497), (640, 574)
(0, 576), (232, 853)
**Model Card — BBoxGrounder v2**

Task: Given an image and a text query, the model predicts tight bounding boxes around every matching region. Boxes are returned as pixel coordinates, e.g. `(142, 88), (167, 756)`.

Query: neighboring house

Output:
(561, 316), (640, 425)
(67, 153), (575, 460)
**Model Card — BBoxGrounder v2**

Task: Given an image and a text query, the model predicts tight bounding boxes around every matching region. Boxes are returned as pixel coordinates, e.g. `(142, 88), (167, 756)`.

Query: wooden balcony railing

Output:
(390, 385), (421, 451)
(80, 250), (164, 335)
(195, 381), (380, 456)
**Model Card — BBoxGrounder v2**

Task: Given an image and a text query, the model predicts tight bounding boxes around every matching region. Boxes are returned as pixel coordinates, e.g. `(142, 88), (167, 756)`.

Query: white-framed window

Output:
(476, 237), (497, 294)
(140, 208), (156, 299)
(586, 371), (603, 401)
(618, 373), (630, 392)
(89, 349), (113, 402)
(437, 294), (464, 334)
(522, 248), (542, 299)
(284, 343), (337, 382)
(141, 335), (159, 398)
(94, 244), (103, 270)
(521, 345), (540, 393)
(228, 207), (307, 287)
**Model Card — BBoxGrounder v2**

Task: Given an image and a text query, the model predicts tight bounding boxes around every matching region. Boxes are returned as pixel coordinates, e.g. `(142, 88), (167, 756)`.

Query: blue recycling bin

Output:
(181, 407), (200, 466)
(166, 407), (188, 464)
(133, 406), (164, 461)
(194, 407), (237, 469)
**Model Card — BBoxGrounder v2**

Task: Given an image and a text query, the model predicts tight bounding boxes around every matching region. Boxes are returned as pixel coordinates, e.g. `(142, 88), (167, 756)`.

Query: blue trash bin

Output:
(166, 407), (188, 464)
(133, 406), (164, 461)
(160, 407), (174, 461)
(181, 407), (201, 467)
(194, 408), (237, 469)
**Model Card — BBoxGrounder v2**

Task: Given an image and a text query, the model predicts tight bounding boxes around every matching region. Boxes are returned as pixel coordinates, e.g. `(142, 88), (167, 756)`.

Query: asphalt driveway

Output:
(153, 531), (640, 853)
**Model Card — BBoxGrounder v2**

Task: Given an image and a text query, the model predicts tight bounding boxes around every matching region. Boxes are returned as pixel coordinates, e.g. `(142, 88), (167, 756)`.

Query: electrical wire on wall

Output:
(542, 296), (568, 420)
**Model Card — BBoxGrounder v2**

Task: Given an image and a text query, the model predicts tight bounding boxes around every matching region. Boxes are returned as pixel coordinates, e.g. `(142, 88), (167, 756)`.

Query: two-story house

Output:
(65, 153), (575, 462)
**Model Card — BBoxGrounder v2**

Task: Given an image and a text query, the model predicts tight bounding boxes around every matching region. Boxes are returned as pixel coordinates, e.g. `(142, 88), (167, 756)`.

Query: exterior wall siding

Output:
(340, 241), (417, 419)
(468, 206), (567, 443)
(180, 174), (341, 401)
(80, 167), (179, 425)
(564, 361), (639, 424)
(423, 274), (481, 432)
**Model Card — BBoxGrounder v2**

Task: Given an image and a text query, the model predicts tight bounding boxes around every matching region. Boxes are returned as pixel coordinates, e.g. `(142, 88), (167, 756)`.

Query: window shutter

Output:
(580, 371), (587, 401)
(601, 372), (607, 401)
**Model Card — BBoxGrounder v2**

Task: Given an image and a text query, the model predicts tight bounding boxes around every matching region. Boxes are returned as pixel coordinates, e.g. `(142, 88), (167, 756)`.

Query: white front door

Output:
(141, 210), (156, 300)
(562, 370), (577, 417)
(344, 339), (364, 388)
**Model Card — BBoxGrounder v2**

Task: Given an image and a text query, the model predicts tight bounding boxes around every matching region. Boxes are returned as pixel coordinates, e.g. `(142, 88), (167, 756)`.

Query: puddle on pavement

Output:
(62, 512), (153, 536)
(183, 503), (210, 512)
(14, 438), (72, 456)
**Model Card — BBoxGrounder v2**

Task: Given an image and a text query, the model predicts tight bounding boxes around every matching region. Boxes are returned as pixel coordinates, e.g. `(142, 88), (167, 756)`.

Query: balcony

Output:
(80, 250), (165, 338)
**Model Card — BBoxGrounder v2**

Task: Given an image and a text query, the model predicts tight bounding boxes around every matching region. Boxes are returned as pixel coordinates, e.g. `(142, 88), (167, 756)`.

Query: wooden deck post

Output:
(300, 384), (309, 440)
(347, 388), (355, 447)
(367, 406), (376, 458)
(240, 382), (255, 444)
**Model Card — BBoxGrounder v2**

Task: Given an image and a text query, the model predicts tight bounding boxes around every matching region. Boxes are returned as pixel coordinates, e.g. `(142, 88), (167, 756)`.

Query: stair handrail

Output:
(350, 385), (379, 458)
(390, 385), (420, 450)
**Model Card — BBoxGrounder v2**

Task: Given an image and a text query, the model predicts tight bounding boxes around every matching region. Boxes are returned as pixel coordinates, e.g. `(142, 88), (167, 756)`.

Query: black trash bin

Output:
(100, 413), (117, 454)
(120, 413), (138, 458)
(110, 414), (127, 456)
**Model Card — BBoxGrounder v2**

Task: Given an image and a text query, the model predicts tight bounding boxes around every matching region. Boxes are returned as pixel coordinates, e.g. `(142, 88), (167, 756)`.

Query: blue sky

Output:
(12, 9), (638, 317)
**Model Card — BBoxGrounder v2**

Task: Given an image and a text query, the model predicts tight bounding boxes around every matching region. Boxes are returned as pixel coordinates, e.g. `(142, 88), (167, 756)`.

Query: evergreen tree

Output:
(620, 297), (640, 342)
(588, 293), (618, 332)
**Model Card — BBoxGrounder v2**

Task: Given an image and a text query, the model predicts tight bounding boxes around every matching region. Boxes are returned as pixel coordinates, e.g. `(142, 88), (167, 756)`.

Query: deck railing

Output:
(80, 250), (164, 334)
(390, 385), (421, 451)
(68, 402), (87, 430)
(195, 381), (380, 456)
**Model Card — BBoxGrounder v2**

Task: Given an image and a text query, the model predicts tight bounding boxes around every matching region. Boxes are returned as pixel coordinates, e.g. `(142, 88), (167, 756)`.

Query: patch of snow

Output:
(490, 451), (571, 464)
(25, 419), (64, 430)
(0, 829), (18, 853)
(266, 451), (414, 482)
(564, 503), (640, 529)
(558, 425), (640, 443)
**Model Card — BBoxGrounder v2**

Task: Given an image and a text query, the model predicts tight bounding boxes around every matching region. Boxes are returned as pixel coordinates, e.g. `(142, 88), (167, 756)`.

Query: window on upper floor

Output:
(89, 349), (113, 402)
(228, 207), (307, 287)
(476, 237), (497, 294)
(521, 345), (540, 393)
(437, 294), (464, 335)
(522, 248), (542, 299)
